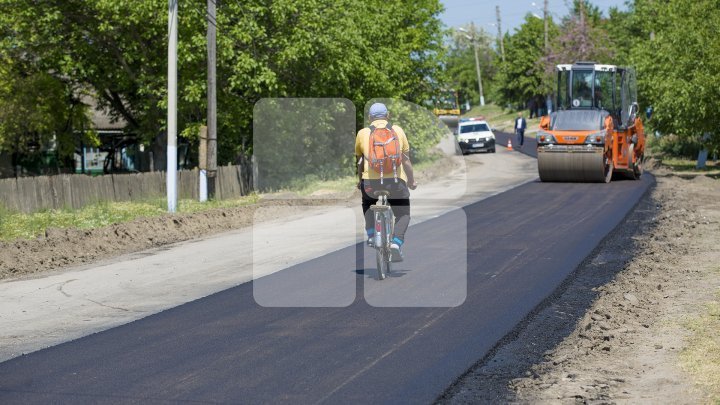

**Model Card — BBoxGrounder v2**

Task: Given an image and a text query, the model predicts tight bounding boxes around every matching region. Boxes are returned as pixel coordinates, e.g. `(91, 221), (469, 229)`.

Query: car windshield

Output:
(460, 123), (489, 133)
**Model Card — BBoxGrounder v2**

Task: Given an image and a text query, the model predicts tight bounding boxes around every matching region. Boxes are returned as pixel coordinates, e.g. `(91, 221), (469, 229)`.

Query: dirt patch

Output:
(439, 172), (720, 403)
(0, 155), (461, 282)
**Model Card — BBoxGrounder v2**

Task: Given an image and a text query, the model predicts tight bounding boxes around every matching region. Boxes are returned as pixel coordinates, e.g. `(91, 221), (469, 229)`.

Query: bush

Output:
(648, 133), (703, 158)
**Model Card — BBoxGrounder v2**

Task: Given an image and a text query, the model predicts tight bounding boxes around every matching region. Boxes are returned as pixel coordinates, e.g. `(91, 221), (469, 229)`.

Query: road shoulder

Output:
(440, 172), (720, 403)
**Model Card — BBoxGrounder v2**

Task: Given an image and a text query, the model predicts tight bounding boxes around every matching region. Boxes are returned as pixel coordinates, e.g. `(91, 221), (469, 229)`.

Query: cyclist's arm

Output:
(355, 131), (364, 189)
(402, 153), (417, 190)
(356, 155), (364, 187)
(396, 127), (417, 190)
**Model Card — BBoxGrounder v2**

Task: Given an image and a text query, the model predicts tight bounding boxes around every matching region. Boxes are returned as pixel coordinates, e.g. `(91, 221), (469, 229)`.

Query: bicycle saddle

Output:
(373, 190), (391, 198)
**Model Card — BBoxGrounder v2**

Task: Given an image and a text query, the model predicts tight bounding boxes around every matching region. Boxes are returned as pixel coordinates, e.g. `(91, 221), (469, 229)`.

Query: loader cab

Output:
(556, 62), (638, 129)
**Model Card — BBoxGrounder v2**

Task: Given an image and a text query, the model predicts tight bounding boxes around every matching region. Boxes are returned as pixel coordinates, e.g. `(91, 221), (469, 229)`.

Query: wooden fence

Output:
(0, 165), (252, 213)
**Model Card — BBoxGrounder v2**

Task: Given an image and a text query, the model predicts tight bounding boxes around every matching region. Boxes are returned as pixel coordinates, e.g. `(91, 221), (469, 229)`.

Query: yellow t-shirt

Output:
(355, 119), (410, 182)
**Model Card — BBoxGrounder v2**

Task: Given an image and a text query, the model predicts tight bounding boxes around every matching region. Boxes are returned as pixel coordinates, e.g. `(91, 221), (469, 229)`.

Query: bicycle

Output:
(369, 190), (394, 280)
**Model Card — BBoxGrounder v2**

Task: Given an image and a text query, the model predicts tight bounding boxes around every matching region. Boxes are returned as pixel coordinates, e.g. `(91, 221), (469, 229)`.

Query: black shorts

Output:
(361, 179), (410, 200)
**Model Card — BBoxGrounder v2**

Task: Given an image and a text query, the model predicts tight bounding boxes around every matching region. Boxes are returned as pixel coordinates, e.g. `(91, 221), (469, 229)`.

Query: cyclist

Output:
(355, 103), (417, 262)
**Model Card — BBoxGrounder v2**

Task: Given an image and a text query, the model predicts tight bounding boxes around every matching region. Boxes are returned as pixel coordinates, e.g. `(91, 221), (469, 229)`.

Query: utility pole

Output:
(460, 24), (485, 107)
(543, 0), (549, 51)
(470, 23), (485, 106)
(496, 5), (505, 63)
(167, 0), (178, 213)
(206, 0), (217, 200)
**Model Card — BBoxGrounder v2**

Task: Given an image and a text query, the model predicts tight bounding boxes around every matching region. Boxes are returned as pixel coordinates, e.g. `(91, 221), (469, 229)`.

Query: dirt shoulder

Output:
(0, 154), (462, 282)
(440, 171), (720, 403)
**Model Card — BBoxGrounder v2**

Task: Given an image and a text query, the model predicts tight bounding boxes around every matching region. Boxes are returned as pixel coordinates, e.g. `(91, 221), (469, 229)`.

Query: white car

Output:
(457, 118), (496, 154)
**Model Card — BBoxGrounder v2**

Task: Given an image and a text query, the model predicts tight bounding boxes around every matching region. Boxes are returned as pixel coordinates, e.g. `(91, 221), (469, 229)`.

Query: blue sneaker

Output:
(390, 243), (404, 262)
(366, 230), (376, 247)
(390, 237), (404, 262)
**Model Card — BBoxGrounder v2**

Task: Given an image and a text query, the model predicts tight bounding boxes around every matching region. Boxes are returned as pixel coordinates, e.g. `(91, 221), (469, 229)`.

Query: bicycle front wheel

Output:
(376, 248), (386, 280)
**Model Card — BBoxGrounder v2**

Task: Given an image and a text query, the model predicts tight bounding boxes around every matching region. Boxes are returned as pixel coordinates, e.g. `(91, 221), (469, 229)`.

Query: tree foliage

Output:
(0, 0), (446, 169)
(0, 54), (95, 171)
(444, 24), (496, 107)
(631, 0), (720, 153)
(493, 15), (558, 108)
(545, 7), (614, 70)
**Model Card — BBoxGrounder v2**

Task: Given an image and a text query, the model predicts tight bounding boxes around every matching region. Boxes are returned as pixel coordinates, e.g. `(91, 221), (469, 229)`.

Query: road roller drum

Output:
(537, 146), (611, 183)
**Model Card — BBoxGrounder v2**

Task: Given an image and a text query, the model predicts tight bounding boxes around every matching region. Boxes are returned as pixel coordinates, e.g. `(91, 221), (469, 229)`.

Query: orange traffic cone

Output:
(507, 138), (513, 151)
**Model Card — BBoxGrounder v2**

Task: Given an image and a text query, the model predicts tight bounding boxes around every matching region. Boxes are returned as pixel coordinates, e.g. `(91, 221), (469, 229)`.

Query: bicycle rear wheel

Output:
(384, 212), (393, 275)
(375, 215), (387, 280)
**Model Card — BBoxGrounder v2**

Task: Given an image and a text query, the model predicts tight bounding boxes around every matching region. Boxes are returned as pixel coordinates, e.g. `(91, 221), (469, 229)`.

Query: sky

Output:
(440, 0), (630, 35)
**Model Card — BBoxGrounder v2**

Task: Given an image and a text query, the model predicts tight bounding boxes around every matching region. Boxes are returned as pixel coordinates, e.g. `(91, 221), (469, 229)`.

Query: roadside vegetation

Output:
(654, 157), (719, 174)
(448, 0), (719, 159)
(681, 288), (720, 401)
(1, 0), (717, 236)
(0, 195), (258, 241)
(0, 151), (450, 241)
(462, 104), (541, 135)
(0, 0), (445, 174)
(1, 0), (717, 183)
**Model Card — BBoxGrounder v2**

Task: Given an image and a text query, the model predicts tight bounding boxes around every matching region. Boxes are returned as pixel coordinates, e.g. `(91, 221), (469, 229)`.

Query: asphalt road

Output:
(494, 130), (538, 158)
(0, 142), (653, 404)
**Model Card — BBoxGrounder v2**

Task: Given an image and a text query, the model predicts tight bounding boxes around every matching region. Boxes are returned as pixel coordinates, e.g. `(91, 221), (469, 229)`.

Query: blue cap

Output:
(369, 103), (388, 119)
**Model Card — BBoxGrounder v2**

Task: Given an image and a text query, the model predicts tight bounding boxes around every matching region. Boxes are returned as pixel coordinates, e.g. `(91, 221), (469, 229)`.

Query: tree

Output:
(444, 24), (496, 107)
(631, 0), (720, 154)
(0, 0), (447, 171)
(566, 0), (603, 27)
(0, 55), (95, 175)
(494, 14), (558, 108)
(544, 0), (614, 80)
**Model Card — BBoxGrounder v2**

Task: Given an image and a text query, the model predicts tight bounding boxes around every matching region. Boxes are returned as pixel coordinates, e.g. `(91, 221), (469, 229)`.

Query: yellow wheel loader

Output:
(433, 89), (461, 135)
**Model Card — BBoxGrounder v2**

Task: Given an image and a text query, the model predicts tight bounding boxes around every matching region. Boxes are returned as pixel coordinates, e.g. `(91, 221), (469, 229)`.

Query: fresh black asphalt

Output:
(0, 135), (653, 404)
(494, 130), (538, 158)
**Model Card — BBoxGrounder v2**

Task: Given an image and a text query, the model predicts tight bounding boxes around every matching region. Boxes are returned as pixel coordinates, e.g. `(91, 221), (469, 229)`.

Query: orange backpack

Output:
(367, 122), (402, 184)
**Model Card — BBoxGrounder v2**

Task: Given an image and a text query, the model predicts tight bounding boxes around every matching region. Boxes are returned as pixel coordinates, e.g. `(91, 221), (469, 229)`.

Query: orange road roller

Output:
(537, 62), (645, 183)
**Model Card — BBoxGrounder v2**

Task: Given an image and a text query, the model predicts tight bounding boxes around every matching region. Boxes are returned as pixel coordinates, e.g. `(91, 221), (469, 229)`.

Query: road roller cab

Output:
(537, 62), (645, 182)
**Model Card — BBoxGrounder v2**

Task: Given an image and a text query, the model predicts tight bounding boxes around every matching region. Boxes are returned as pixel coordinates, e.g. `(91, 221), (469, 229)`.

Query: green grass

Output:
(292, 175), (358, 196)
(680, 287), (720, 402)
(0, 194), (259, 241)
(463, 104), (516, 123)
(462, 103), (541, 134)
(0, 139), (452, 242)
(657, 156), (720, 172)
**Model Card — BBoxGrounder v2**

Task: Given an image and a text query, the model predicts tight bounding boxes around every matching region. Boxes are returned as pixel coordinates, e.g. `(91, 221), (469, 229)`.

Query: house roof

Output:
(80, 94), (128, 131)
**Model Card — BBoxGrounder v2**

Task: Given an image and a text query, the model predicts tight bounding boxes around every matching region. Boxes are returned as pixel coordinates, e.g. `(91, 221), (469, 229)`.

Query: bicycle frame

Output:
(369, 193), (394, 280)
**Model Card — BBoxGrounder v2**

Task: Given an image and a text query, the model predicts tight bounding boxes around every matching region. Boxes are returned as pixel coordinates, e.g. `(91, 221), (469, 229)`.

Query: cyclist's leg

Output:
(387, 199), (408, 262)
(360, 180), (378, 238)
(388, 180), (411, 243)
(388, 199), (410, 241)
